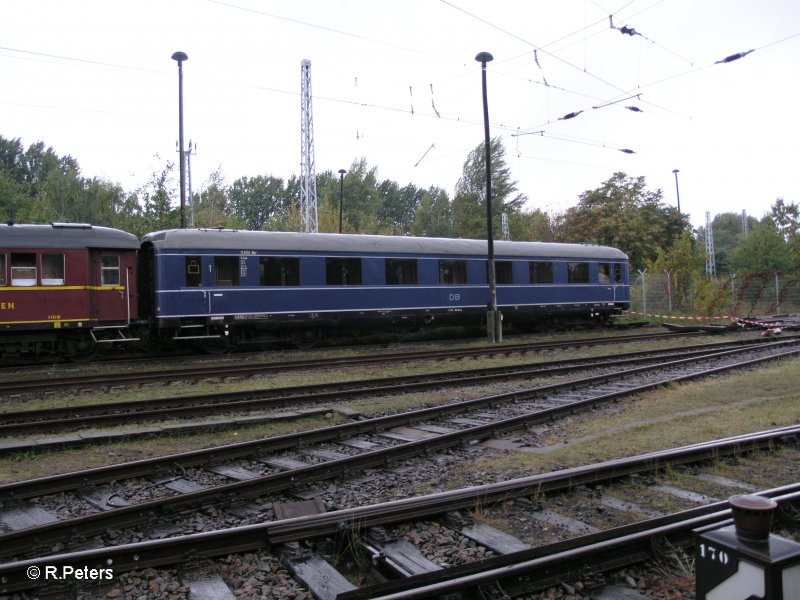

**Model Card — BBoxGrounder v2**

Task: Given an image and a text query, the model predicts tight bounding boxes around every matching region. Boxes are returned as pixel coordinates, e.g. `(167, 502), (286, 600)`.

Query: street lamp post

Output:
(672, 168), (681, 214)
(475, 51), (502, 343)
(172, 51), (188, 229)
(338, 169), (346, 234)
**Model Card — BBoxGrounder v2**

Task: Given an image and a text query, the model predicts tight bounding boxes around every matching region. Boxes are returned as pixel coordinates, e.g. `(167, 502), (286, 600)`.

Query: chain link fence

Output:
(629, 271), (800, 320)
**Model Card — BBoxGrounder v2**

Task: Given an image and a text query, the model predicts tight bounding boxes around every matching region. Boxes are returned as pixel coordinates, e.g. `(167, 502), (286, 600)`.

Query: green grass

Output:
(1, 335), (795, 488)
(448, 357), (800, 484)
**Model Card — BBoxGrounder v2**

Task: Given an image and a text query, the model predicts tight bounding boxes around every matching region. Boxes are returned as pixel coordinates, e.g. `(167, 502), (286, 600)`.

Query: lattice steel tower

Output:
(705, 211), (716, 276)
(300, 59), (318, 233)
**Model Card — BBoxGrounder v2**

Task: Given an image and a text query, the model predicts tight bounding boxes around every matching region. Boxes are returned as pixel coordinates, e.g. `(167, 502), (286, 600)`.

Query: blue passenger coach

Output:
(140, 229), (629, 347)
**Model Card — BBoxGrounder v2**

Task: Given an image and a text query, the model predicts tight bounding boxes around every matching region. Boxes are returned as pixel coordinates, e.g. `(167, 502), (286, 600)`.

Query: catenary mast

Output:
(705, 211), (716, 276)
(299, 59), (318, 233)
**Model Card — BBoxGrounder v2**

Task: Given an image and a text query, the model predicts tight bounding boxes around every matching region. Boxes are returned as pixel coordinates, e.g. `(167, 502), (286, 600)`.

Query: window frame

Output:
(325, 257), (362, 286)
(41, 253), (65, 286)
(567, 262), (590, 284)
(529, 261), (554, 284)
(214, 256), (240, 286)
(493, 260), (513, 285)
(101, 255), (121, 286)
(385, 258), (418, 285)
(438, 259), (468, 284)
(11, 253), (37, 287)
(260, 257), (301, 287)
(598, 263), (612, 284)
(185, 256), (202, 287)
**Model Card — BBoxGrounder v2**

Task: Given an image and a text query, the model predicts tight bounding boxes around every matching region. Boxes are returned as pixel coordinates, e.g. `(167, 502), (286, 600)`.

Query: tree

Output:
(412, 186), (454, 238)
(508, 208), (556, 242)
(0, 137), (82, 223)
(264, 175), (302, 232)
(0, 174), (28, 223)
(0, 136), (140, 229)
(131, 158), (179, 236)
(730, 219), (794, 274)
(769, 198), (800, 268)
(35, 158), (87, 223)
(339, 158), (380, 233)
(377, 181), (421, 235)
(315, 170), (346, 233)
(0, 139), (30, 222)
(452, 137), (526, 239)
(193, 168), (239, 229)
(228, 174), (288, 231)
(646, 230), (705, 312)
(557, 172), (688, 271)
(0, 137), (27, 186)
(770, 198), (799, 240)
(697, 212), (754, 274)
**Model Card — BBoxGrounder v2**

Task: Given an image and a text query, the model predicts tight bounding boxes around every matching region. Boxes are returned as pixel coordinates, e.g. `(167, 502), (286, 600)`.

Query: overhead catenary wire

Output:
(439, 0), (631, 96)
(3, 1), (799, 187)
(414, 143), (436, 167)
(4, 24), (792, 165)
(0, 3), (667, 143)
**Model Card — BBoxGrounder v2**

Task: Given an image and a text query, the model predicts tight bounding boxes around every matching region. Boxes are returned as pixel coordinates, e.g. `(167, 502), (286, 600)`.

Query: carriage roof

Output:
(143, 229), (628, 261)
(0, 223), (140, 250)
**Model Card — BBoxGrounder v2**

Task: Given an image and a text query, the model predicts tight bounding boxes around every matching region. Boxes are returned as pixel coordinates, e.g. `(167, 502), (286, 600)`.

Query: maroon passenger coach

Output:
(0, 223), (140, 359)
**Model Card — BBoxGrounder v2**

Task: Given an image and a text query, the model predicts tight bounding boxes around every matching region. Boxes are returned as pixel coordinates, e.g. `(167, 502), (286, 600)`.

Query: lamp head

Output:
(475, 52), (494, 64)
(171, 51), (188, 63)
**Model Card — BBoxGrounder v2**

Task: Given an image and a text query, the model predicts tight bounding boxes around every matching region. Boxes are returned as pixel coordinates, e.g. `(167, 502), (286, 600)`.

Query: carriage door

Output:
(90, 250), (128, 323)
(598, 263), (617, 302)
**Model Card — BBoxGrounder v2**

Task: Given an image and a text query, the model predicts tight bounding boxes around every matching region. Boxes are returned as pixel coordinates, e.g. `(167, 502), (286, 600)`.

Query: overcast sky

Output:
(2, 0), (799, 230)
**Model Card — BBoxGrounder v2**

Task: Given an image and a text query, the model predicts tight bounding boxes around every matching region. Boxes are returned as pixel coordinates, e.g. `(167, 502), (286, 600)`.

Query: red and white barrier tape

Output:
(626, 311), (786, 329)
(627, 311), (731, 321)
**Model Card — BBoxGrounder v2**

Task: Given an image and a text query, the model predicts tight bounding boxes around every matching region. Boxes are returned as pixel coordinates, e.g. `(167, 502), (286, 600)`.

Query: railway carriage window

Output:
(614, 263), (623, 283)
(385, 259), (418, 285)
(100, 256), (119, 285)
(567, 262), (590, 284)
(0, 254), (6, 286)
(101, 255), (121, 286)
(326, 258), (362, 285)
(214, 256), (240, 286)
(529, 261), (553, 284)
(185, 256), (202, 287)
(10, 253), (36, 286)
(261, 257), (300, 286)
(493, 261), (513, 284)
(438, 260), (467, 284)
(598, 263), (611, 284)
(42, 254), (65, 285)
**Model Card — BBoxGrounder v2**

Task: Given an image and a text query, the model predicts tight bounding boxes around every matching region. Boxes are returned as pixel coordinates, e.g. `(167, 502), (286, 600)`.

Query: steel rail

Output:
(355, 486), (800, 600)
(0, 328), (665, 372)
(1, 340), (797, 505)
(1, 429), (799, 595)
(0, 336), (781, 435)
(0, 344), (797, 562)
(0, 331), (712, 395)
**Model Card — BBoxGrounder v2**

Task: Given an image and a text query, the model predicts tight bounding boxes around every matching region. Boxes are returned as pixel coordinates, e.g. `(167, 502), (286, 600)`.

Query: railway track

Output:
(0, 325), (661, 373)
(1, 427), (799, 598)
(0, 335), (791, 440)
(0, 338), (797, 568)
(0, 330), (710, 396)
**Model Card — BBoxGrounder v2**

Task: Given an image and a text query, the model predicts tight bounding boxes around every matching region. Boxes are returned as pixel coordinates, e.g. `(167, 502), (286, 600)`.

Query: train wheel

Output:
(201, 335), (231, 355)
(283, 328), (324, 349)
(64, 333), (98, 362)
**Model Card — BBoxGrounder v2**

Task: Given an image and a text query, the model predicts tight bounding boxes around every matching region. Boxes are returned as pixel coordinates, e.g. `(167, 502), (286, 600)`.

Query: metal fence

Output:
(629, 271), (800, 320)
